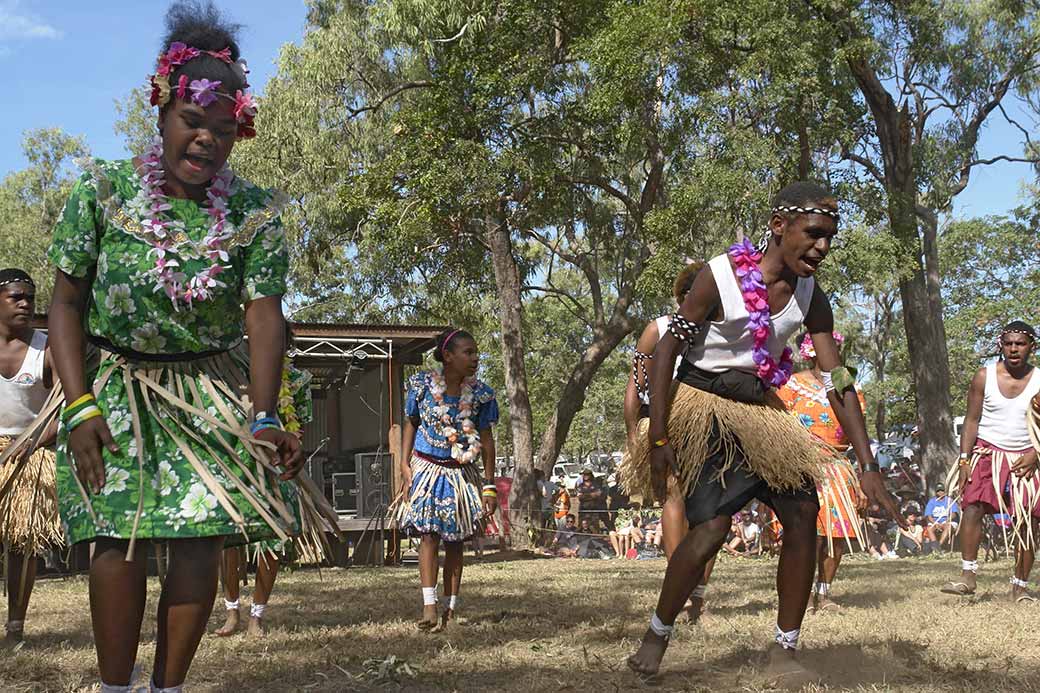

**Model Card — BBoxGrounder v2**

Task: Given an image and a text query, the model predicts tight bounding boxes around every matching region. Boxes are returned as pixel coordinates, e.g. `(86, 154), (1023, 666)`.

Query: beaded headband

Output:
(1000, 327), (1037, 342)
(772, 205), (840, 220)
(0, 269), (34, 290)
(148, 42), (257, 139)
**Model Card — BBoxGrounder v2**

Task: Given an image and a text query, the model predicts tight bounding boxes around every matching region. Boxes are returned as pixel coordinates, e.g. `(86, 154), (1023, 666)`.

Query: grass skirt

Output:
(0, 347), (341, 562)
(0, 437), (63, 555)
(816, 457), (865, 551)
(392, 454), (484, 542)
(620, 383), (824, 502)
(947, 440), (1040, 548)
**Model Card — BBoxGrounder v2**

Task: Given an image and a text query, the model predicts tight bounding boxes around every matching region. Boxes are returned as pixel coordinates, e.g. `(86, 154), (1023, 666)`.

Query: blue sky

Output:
(0, 1), (1036, 220)
(0, 0), (307, 171)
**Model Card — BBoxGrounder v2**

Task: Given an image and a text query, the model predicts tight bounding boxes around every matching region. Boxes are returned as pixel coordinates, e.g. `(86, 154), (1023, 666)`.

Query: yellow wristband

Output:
(65, 393), (96, 410)
(652, 437), (669, 448)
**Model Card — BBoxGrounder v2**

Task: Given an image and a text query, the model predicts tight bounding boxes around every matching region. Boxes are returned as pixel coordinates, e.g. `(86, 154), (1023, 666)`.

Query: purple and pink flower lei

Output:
(728, 238), (794, 388)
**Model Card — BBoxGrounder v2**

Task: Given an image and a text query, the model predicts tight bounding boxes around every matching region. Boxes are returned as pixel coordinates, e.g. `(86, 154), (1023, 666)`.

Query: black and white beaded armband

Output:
(668, 313), (703, 342)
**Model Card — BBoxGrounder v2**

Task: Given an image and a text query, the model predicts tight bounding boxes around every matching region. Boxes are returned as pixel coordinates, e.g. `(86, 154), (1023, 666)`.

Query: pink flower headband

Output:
(799, 332), (845, 360)
(148, 42), (257, 139)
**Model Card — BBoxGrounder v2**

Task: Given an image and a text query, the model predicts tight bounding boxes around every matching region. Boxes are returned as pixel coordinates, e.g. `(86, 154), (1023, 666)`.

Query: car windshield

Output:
(563, 464), (581, 476)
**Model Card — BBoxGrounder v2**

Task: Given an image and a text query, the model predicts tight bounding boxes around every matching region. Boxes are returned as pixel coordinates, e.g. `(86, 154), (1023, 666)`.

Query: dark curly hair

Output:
(433, 328), (475, 363)
(161, 1), (247, 98)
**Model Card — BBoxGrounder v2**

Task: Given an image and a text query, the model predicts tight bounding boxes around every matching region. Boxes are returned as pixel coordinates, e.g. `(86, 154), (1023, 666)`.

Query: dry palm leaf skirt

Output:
(620, 383), (828, 509)
(0, 348), (339, 562)
(0, 436), (63, 555)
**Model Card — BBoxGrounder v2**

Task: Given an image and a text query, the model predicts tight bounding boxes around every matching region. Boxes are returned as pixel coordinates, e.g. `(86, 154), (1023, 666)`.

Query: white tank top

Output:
(637, 316), (681, 407)
(976, 362), (1040, 451)
(0, 331), (49, 435)
(683, 254), (814, 375)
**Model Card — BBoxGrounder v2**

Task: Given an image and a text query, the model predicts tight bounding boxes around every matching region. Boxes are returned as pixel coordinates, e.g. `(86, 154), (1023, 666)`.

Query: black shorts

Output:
(684, 420), (818, 527)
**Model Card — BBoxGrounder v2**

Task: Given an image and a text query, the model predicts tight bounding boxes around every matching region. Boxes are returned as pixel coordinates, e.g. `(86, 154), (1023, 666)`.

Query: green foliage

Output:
(0, 128), (89, 304)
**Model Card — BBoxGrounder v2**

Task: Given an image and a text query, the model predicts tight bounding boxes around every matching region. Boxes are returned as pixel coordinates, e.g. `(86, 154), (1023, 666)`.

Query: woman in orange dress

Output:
(777, 332), (867, 612)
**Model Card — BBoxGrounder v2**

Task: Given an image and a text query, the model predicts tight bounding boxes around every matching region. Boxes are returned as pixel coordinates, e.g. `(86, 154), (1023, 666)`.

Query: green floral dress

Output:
(48, 157), (300, 546)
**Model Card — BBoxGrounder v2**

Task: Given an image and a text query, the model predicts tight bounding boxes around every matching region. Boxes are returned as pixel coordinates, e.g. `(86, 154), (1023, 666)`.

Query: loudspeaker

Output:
(356, 452), (392, 517)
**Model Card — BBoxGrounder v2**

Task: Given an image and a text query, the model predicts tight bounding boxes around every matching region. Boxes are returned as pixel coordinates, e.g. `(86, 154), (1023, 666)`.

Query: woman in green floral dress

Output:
(32, 5), (334, 692)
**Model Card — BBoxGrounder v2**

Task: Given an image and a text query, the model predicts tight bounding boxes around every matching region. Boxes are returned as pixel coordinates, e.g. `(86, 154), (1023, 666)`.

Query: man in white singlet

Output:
(626, 182), (904, 688)
(942, 321), (1040, 601)
(0, 268), (58, 642)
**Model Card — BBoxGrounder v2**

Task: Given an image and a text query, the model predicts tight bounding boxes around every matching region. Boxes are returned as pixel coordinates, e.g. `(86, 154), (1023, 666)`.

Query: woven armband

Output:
(668, 313), (702, 342)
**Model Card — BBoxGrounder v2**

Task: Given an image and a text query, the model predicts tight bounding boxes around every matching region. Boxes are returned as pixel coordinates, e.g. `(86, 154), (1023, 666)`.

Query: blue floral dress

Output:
(396, 371), (498, 541)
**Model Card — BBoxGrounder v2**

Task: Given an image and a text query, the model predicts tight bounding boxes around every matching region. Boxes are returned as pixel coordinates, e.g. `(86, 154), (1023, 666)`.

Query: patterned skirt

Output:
(0, 437), (63, 554)
(0, 347), (340, 561)
(393, 453), (484, 542)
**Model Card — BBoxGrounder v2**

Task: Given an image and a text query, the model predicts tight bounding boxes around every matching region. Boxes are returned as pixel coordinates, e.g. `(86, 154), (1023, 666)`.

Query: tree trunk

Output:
(535, 321), (635, 473)
(485, 204), (537, 549)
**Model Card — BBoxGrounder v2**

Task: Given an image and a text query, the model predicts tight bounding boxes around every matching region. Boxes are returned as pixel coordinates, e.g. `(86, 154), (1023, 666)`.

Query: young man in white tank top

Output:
(942, 322), (1040, 600)
(0, 268), (58, 643)
(626, 183), (904, 687)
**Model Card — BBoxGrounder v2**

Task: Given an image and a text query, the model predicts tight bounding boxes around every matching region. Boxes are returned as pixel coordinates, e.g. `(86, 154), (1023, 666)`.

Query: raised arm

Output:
(647, 266), (720, 502)
(804, 284), (906, 527)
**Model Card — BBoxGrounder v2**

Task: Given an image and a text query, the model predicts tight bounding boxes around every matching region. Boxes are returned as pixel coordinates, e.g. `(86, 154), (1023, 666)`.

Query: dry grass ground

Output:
(1, 552), (1039, 692)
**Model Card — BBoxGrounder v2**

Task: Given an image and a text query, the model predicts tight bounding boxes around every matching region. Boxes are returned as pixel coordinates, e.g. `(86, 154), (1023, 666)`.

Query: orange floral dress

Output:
(777, 371), (866, 539)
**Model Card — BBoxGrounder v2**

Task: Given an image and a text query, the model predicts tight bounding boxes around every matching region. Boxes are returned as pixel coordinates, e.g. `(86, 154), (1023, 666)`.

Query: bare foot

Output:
(626, 629), (669, 676)
(247, 616), (266, 637)
(763, 643), (820, 690)
(417, 604), (438, 631)
(940, 570), (977, 595)
(214, 608), (240, 637)
(430, 608), (454, 633)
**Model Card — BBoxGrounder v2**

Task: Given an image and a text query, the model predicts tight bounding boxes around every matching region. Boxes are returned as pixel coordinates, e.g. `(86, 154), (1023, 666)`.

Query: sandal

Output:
(940, 581), (976, 596)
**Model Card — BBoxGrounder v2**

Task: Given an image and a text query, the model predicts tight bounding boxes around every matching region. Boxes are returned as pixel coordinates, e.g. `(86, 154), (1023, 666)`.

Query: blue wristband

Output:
(250, 416), (282, 435)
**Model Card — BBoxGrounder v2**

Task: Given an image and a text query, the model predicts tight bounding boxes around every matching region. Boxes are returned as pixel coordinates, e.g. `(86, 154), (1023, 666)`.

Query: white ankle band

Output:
(100, 684), (131, 693)
(816, 582), (830, 596)
(224, 599), (239, 611)
(443, 595), (458, 611)
(150, 678), (183, 693)
(422, 586), (438, 606)
(962, 559), (979, 574)
(649, 612), (673, 638)
(1011, 577), (1029, 588)
(775, 624), (800, 650)
(5, 620), (24, 632)
(691, 585), (706, 599)
(250, 602), (267, 619)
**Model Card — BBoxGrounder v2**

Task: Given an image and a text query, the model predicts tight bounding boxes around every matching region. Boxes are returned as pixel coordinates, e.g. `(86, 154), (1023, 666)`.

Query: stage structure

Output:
(288, 322), (445, 564)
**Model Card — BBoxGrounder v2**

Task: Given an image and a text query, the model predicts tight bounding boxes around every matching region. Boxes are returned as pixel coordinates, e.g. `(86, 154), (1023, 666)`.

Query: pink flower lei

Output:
(728, 238), (794, 388)
(428, 370), (482, 464)
(138, 136), (235, 309)
(148, 41), (257, 140)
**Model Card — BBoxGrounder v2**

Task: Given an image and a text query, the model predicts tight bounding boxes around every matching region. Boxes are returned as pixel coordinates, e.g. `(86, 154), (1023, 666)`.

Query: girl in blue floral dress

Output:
(396, 329), (498, 631)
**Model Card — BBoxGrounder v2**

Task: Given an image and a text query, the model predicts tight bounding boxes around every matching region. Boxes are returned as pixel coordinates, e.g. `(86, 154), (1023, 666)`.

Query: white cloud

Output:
(0, 2), (63, 41)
